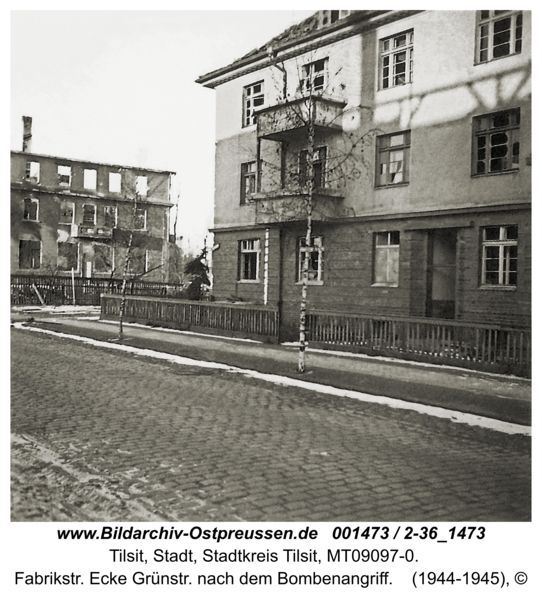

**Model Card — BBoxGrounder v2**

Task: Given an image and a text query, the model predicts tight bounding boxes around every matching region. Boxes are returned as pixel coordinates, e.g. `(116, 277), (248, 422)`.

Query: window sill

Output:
(371, 283), (399, 288)
(295, 280), (324, 286)
(474, 53), (522, 67)
(238, 279), (260, 284)
(479, 285), (517, 291)
(471, 169), (519, 178)
(375, 182), (409, 190)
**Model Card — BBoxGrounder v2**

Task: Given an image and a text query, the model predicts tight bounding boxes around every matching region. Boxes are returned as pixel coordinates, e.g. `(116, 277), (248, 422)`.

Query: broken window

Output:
(301, 58), (328, 94)
(297, 236), (324, 282)
(240, 161), (258, 204)
(380, 31), (414, 89)
(481, 225), (518, 286)
(136, 176), (148, 198)
(477, 11), (522, 63)
(83, 204), (96, 225)
(57, 242), (79, 271)
(94, 245), (113, 273)
(59, 201), (74, 225)
(134, 208), (147, 231)
(109, 172), (122, 193)
(58, 165), (72, 186)
(23, 197), (38, 221)
(243, 81), (265, 128)
(238, 239), (260, 281)
(473, 108), (520, 175)
(83, 168), (97, 190)
(299, 147), (327, 188)
(374, 231), (400, 286)
(25, 161), (40, 184)
(104, 206), (117, 228)
(376, 131), (410, 186)
(19, 240), (41, 269)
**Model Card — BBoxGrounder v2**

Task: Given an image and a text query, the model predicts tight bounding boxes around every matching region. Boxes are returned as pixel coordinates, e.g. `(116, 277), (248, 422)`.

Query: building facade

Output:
(11, 120), (175, 282)
(198, 10), (531, 340)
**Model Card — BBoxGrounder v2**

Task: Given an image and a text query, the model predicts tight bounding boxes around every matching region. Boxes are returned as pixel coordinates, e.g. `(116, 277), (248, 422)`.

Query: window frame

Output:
(57, 165), (72, 187)
(476, 10), (523, 64)
(83, 168), (97, 190)
(240, 161), (258, 205)
(136, 176), (148, 198)
(82, 204), (97, 225)
(300, 58), (329, 95)
(297, 236), (325, 284)
(109, 172), (122, 193)
(133, 207), (147, 231)
(242, 81), (265, 128)
(23, 197), (39, 221)
(59, 201), (74, 225)
(299, 147), (327, 188)
(376, 131), (411, 187)
(93, 244), (114, 274)
(25, 161), (40, 184)
(238, 239), (261, 282)
(480, 225), (518, 288)
(104, 206), (117, 228)
(380, 30), (414, 90)
(57, 241), (79, 272)
(19, 239), (41, 270)
(472, 108), (520, 176)
(373, 231), (400, 287)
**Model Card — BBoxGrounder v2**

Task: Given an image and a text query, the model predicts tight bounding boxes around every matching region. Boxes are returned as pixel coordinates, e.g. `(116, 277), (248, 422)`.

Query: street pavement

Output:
(11, 323), (530, 522)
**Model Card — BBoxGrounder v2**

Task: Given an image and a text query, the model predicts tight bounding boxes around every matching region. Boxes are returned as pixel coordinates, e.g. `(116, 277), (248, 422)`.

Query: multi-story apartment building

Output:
(198, 10), (531, 340)
(11, 117), (175, 282)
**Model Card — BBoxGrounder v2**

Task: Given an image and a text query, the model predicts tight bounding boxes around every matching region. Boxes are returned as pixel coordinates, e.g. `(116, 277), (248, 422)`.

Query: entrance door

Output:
(426, 229), (457, 319)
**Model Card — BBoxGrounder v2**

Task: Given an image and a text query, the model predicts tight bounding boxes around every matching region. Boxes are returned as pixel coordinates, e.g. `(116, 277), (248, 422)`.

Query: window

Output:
(481, 225), (517, 287)
(299, 147), (327, 188)
(25, 161), (40, 184)
(134, 208), (147, 231)
(240, 162), (257, 204)
(128, 249), (147, 275)
(104, 206), (117, 227)
(243, 81), (265, 128)
(136, 176), (148, 198)
(301, 58), (328, 94)
(94, 245), (113, 273)
(109, 172), (122, 193)
(57, 242), (79, 271)
(23, 198), (38, 221)
(297, 236), (324, 282)
(374, 231), (400, 286)
(59, 201), (74, 225)
(380, 31), (414, 89)
(477, 11), (522, 63)
(58, 165), (72, 186)
(19, 240), (41, 269)
(83, 204), (96, 225)
(83, 169), (97, 190)
(376, 131), (410, 186)
(238, 239), (260, 281)
(473, 109), (520, 175)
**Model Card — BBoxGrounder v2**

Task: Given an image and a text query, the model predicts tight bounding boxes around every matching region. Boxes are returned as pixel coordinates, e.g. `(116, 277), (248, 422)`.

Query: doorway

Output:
(426, 229), (457, 319)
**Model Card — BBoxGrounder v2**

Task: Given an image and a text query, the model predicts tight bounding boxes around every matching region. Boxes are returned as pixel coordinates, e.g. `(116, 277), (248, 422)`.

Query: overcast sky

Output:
(10, 9), (315, 252)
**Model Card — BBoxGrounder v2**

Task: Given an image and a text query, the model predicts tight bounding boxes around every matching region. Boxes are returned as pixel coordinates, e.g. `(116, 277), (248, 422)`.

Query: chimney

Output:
(22, 116), (32, 152)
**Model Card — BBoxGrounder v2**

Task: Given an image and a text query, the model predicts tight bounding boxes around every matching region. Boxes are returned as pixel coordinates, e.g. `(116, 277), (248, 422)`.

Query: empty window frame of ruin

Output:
(297, 236), (324, 283)
(109, 172), (122, 193)
(134, 208), (147, 231)
(380, 30), (414, 89)
(104, 206), (117, 228)
(94, 245), (114, 274)
(57, 165), (72, 186)
(59, 201), (74, 225)
(136, 176), (148, 198)
(127, 249), (147, 275)
(240, 161), (258, 204)
(19, 240), (41, 269)
(23, 197), (39, 221)
(477, 11), (522, 63)
(373, 231), (400, 286)
(376, 131), (410, 186)
(238, 239), (260, 281)
(299, 147), (327, 188)
(481, 225), (518, 287)
(243, 81), (265, 128)
(300, 58), (328, 95)
(83, 168), (97, 190)
(25, 161), (40, 184)
(472, 108), (520, 175)
(57, 241), (79, 272)
(83, 204), (97, 225)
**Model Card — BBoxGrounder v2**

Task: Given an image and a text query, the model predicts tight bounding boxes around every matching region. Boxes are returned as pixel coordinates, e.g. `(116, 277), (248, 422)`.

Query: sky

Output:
(10, 8), (315, 253)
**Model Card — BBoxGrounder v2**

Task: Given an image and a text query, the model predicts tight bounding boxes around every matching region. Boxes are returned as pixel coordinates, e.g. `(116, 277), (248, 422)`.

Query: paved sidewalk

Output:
(12, 308), (531, 426)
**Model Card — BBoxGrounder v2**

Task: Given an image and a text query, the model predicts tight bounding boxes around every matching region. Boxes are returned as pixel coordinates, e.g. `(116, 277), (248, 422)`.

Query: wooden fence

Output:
(11, 275), (183, 307)
(101, 294), (279, 342)
(306, 310), (531, 377)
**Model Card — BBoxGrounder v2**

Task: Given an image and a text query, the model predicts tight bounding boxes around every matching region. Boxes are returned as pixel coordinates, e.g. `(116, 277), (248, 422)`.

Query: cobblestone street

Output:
(11, 327), (530, 522)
